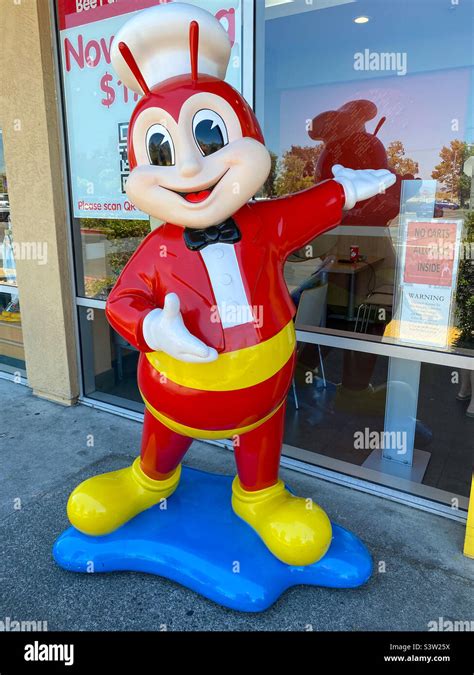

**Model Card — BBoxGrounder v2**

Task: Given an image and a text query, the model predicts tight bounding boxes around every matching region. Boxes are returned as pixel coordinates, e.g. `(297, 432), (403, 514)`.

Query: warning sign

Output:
(390, 216), (463, 349)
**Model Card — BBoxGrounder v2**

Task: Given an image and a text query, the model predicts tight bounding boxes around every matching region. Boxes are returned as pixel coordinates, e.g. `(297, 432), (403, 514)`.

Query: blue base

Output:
(53, 467), (372, 612)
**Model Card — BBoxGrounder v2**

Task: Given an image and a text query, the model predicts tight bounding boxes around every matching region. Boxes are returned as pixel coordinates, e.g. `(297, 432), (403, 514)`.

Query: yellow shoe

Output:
(67, 458), (181, 536)
(232, 478), (332, 566)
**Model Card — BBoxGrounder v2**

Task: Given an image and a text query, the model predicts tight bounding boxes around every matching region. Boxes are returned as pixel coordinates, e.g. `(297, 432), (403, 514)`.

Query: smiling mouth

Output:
(170, 170), (229, 204)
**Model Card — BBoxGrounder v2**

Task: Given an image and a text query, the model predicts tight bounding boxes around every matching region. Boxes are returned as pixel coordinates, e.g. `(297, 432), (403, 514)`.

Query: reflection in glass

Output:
(262, 0), (474, 357)
(0, 289), (25, 376)
(78, 218), (150, 300)
(286, 344), (472, 503)
(0, 128), (25, 376)
(0, 128), (14, 288)
(78, 306), (142, 410)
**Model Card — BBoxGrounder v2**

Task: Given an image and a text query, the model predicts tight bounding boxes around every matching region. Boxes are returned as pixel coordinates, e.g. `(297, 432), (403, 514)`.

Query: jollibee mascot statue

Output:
(55, 2), (395, 610)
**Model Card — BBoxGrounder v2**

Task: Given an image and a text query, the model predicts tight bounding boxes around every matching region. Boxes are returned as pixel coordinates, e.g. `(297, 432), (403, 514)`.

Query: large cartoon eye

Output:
(192, 110), (228, 156)
(146, 124), (175, 166)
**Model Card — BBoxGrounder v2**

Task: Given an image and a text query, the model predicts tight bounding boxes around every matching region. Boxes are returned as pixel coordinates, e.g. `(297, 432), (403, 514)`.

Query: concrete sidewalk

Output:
(0, 378), (473, 631)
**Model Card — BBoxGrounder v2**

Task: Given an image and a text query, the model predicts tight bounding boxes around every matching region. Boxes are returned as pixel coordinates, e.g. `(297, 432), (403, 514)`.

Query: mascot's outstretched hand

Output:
(143, 293), (218, 363)
(332, 164), (396, 210)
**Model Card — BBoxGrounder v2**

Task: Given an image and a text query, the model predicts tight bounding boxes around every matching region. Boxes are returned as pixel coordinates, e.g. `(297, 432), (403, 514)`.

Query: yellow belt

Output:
(145, 320), (296, 392)
(142, 397), (285, 440)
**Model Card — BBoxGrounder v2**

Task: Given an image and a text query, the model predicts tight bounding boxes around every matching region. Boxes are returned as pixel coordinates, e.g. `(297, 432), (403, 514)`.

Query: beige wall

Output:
(0, 0), (79, 404)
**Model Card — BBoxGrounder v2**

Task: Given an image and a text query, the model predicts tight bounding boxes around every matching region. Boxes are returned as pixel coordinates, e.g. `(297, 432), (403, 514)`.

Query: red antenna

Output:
(373, 116), (386, 137)
(189, 20), (199, 84)
(118, 41), (150, 95)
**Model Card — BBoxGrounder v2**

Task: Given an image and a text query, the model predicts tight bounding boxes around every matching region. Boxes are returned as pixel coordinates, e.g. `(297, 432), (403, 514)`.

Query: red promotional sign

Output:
(57, 0), (236, 43)
(57, 0), (169, 30)
(403, 221), (457, 287)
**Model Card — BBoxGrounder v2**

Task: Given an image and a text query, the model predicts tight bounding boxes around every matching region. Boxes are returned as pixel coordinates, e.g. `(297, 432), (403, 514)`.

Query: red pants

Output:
(140, 403), (286, 491)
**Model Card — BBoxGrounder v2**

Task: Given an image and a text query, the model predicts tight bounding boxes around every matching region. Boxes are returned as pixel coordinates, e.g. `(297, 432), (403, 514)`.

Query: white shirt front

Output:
(199, 244), (253, 329)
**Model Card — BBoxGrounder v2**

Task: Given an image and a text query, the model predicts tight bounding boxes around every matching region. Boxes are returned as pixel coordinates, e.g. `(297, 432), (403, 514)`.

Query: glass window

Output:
(286, 342), (472, 507)
(0, 129), (26, 377)
(0, 289), (24, 377)
(77, 218), (151, 300)
(0, 130), (13, 288)
(260, 0), (474, 359)
(78, 306), (143, 411)
(260, 0), (473, 509)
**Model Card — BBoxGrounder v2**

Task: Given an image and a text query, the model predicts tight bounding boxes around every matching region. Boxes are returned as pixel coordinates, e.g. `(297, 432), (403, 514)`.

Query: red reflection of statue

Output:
(309, 99), (413, 226)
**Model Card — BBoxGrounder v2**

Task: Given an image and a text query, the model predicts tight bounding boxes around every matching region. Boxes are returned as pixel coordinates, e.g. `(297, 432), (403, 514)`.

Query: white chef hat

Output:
(111, 2), (232, 95)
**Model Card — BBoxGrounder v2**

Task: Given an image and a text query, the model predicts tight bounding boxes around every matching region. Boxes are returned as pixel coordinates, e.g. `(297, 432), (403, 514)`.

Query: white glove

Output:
(142, 292), (218, 363)
(332, 164), (396, 211)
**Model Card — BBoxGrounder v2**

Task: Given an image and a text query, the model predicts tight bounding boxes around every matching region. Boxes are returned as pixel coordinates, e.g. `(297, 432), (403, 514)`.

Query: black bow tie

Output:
(183, 219), (241, 251)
